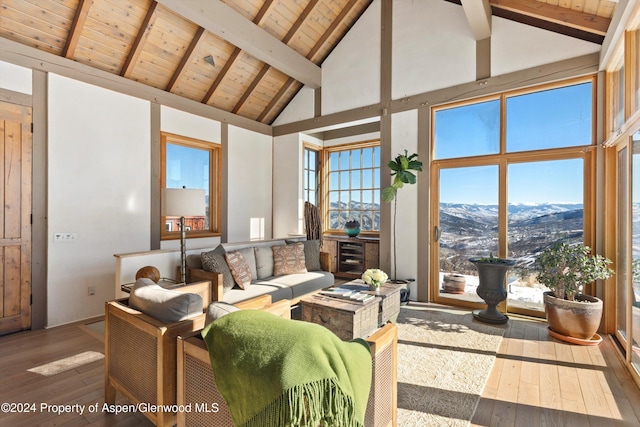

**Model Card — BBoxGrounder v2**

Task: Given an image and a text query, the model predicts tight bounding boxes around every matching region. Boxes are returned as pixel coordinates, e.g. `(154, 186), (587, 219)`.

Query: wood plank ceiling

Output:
(0, 0), (618, 126)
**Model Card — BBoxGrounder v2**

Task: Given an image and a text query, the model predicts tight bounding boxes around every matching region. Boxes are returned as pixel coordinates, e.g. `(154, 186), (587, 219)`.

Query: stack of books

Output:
(319, 287), (376, 303)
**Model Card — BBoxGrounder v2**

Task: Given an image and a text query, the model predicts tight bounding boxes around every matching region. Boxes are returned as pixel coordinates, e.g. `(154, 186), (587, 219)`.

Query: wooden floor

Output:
(471, 314), (640, 427)
(0, 311), (639, 426)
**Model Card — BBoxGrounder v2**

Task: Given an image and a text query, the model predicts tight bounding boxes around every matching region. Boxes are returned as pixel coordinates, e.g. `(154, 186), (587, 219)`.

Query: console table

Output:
(322, 235), (379, 279)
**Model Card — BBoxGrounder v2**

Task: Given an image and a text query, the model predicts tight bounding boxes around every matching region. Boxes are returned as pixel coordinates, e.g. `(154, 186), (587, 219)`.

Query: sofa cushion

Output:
(256, 271), (334, 299)
(129, 279), (203, 324)
(222, 283), (293, 305)
(254, 246), (275, 279)
(272, 243), (307, 276)
(225, 251), (253, 289)
(287, 239), (321, 271)
(205, 301), (239, 325)
(201, 245), (235, 292)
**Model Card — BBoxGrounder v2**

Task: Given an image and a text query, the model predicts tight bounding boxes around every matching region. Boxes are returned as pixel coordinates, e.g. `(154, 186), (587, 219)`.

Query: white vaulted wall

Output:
(47, 74), (150, 326)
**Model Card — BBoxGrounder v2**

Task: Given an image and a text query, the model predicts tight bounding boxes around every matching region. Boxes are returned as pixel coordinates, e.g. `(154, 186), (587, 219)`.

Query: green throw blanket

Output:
(201, 310), (372, 427)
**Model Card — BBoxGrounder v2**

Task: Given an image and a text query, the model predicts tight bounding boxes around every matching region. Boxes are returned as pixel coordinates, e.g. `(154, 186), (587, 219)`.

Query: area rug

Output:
(396, 305), (505, 426)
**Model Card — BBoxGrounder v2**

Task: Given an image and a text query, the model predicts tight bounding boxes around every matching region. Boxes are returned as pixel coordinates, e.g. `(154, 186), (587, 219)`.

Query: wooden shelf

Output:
(322, 235), (379, 279)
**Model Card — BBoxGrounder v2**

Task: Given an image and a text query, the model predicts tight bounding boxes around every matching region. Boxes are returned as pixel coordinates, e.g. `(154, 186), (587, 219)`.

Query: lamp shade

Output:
(162, 188), (206, 217)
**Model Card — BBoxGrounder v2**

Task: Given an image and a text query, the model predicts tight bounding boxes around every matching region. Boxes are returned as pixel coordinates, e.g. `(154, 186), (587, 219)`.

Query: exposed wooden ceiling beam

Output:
(490, 0), (611, 36)
(461, 0), (492, 40)
(202, 49), (240, 105)
(166, 26), (205, 93)
(261, 0), (361, 122)
(204, 0), (276, 107)
(491, 7), (605, 44)
(62, 0), (92, 58)
(121, 2), (159, 78)
(0, 37), (271, 135)
(308, 0), (361, 63)
(258, 77), (296, 123)
(156, 0), (322, 88)
(233, 0), (320, 117)
(232, 64), (270, 114)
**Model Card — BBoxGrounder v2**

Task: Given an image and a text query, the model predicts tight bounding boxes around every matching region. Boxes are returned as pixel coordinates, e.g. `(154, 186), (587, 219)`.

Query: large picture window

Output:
(325, 142), (380, 233)
(161, 132), (221, 239)
(432, 78), (595, 317)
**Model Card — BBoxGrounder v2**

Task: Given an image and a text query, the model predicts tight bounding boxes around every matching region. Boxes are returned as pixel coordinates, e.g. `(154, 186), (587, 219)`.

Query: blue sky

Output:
(166, 143), (210, 196)
(437, 82), (591, 205)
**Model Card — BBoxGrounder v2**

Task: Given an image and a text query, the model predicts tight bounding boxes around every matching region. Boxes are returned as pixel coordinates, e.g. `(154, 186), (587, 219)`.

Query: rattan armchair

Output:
(104, 280), (211, 427)
(176, 300), (397, 427)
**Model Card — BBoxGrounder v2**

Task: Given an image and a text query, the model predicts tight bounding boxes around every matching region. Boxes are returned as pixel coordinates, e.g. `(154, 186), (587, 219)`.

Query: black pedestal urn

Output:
(469, 257), (515, 325)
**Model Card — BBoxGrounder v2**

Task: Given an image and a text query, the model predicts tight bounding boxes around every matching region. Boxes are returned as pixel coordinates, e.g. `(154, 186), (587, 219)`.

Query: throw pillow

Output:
(205, 301), (240, 325)
(235, 247), (257, 280)
(201, 245), (235, 292)
(287, 239), (321, 271)
(129, 280), (203, 324)
(272, 242), (307, 276)
(225, 251), (253, 289)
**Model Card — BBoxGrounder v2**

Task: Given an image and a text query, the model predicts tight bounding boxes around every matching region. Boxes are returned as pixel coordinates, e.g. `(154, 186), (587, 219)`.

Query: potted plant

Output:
(381, 150), (423, 283)
(469, 254), (515, 324)
(362, 268), (388, 291)
(535, 242), (613, 345)
(441, 251), (466, 294)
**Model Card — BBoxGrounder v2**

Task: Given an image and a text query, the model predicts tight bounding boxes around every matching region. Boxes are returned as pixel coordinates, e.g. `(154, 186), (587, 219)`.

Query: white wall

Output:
(390, 110), (418, 282)
(321, 0), (380, 115)
(392, 0), (475, 99)
(491, 17), (600, 76)
(227, 125), (273, 242)
(272, 86), (316, 126)
(323, 131), (380, 148)
(161, 105), (221, 143)
(48, 74), (150, 326)
(0, 60), (32, 94)
(273, 134), (304, 237)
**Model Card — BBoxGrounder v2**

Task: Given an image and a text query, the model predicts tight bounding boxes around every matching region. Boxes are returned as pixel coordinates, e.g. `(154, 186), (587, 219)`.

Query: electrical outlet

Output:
(88, 286), (96, 296)
(54, 232), (78, 243)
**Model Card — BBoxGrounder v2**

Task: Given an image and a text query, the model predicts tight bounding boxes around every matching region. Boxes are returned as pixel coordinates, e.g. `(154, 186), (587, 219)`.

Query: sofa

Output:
(186, 238), (334, 304)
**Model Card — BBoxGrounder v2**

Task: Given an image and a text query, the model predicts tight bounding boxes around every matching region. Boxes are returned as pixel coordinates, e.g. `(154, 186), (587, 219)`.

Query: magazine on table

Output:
(319, 287), (376, 303)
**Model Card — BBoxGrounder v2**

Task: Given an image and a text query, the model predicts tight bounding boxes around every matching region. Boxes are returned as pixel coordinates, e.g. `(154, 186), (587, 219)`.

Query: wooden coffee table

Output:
(300, 280), (402, 340)
(339, 279), (402, 325)
(300, 293), (380, 340)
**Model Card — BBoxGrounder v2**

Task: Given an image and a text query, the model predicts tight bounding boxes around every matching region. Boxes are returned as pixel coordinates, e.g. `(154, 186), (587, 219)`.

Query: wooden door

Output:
(0, 101), (32, 335)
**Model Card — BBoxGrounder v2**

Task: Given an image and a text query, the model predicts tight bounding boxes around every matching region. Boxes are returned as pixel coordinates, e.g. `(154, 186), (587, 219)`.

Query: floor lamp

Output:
(162, 188), (206, 284)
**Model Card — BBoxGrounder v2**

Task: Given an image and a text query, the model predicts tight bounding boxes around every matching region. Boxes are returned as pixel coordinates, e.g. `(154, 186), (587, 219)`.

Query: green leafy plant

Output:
(381, 150), (423, 203)
(535, 242), (613, 301)
(382, 150), (423, 281)
(477, 253), (509, 264)
(473, 253), (517, 265)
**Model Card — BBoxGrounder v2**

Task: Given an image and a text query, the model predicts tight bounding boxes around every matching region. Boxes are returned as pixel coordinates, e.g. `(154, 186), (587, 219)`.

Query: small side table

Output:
(120, 277), (180, 294)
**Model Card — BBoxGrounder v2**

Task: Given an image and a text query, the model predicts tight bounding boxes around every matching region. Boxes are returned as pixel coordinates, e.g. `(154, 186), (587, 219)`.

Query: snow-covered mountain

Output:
(439, 202), (584, 274)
